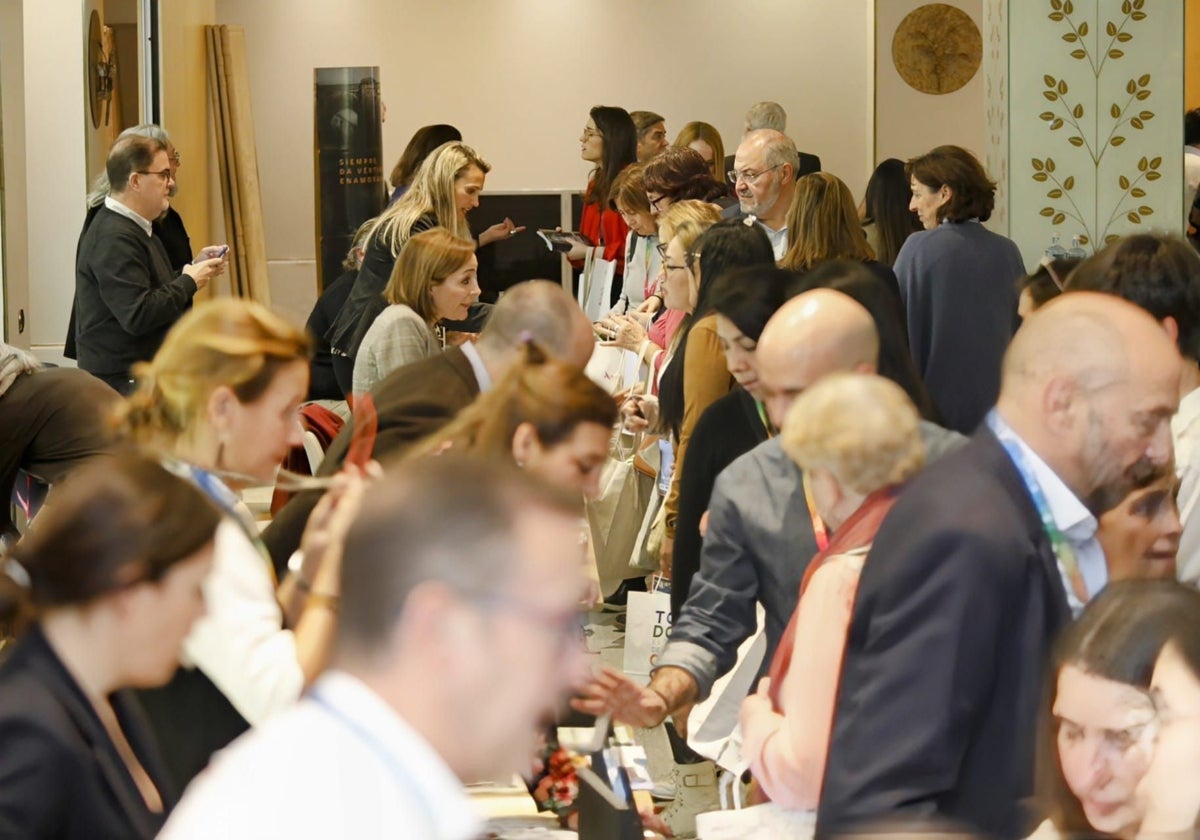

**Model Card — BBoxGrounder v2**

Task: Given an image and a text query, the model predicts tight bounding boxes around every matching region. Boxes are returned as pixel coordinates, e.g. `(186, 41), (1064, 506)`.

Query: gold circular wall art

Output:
(892, 3), (982, 95)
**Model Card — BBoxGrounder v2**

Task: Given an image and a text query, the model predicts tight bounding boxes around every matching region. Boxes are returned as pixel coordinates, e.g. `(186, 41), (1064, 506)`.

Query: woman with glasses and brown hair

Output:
(0, 455), (221, 838)
(1030, 580), (1200, 839)
(119, 298), (366, 791)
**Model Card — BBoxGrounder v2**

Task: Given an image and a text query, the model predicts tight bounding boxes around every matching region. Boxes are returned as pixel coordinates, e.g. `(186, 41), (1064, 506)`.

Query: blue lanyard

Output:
(307, 689), (441, 835)
(995, 435), (1086, 597)
(169, 459), (276, 583)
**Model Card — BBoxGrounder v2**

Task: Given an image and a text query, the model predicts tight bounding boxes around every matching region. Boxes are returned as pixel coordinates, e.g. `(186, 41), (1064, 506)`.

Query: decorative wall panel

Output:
(1008, 0), (1183, 267)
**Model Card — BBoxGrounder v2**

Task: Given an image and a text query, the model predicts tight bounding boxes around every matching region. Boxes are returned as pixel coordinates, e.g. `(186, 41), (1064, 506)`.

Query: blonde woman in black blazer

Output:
(0, 455), (220, 839)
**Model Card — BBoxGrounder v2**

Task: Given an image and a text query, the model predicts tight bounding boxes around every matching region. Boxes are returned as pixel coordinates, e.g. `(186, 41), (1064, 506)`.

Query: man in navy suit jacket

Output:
(818, 293), (1182, 838)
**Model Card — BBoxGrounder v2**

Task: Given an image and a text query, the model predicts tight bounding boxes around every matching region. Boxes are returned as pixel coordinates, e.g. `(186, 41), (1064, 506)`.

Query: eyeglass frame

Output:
(466, 589), (586, 655)
(727, 164), (782, 185)
(135, 168), (175, 182)
(581, 128), (604, 141)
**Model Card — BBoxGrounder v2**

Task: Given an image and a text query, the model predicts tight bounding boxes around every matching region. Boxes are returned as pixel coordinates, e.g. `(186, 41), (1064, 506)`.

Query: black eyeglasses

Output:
(648, 193), (669, 211)
(136, 168), (174, 182)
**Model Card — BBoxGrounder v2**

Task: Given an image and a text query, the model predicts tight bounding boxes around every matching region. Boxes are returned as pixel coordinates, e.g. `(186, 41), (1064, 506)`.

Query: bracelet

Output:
(306, 592), (340, 612)
(648, 293), (663, 304)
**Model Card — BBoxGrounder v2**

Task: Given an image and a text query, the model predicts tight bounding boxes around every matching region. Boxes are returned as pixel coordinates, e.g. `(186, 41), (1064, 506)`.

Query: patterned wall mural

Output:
(993, 0), (1183, 267)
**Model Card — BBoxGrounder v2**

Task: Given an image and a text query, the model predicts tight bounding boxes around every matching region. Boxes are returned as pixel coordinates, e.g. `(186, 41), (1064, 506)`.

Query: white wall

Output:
(214, 0), (875, 307)
(875, 0), (985, 164)
(0, 0), (88, 353)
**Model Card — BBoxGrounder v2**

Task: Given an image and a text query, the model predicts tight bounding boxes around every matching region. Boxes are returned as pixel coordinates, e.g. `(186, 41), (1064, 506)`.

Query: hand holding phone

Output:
(197, 244), (229, 261)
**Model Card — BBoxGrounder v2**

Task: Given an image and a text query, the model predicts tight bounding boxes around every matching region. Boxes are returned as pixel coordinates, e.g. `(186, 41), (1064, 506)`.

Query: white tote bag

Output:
(687, 604), (767, 773)
(622, 588), (673, 677)
(585, 344), (640, 396)
(579, 245), (617, 321)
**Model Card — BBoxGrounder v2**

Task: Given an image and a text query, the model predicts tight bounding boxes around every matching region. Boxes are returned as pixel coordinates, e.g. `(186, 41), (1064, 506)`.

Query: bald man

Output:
(818, 292), (1181, 838)
(574, 288), (962, 731)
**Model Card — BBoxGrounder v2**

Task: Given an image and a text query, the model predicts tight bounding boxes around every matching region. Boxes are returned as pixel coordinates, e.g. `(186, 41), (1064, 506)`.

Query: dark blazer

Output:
(817, 428), (1072, 839)
(261, 345), (481, 572)
(0, 625), (175, 839)
(74, 207), (197, 377)
(671, 387), (768, 621)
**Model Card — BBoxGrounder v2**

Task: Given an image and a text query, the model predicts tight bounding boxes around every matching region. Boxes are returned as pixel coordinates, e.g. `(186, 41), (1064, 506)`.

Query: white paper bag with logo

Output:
(587, 430), (654, 599)
(687, 604), (766, 774)
(579, 245), (617, 322)
(622, 589), (672, 677)
(585, 344), (640, 396)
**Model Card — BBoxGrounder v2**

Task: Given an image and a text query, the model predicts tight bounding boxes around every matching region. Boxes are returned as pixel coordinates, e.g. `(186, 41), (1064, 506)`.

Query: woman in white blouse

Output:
(118, 298), (364, 791)
(352, 227), (480, 395)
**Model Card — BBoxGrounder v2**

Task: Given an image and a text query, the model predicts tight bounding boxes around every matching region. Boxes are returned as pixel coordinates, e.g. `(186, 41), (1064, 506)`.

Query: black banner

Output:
(313, 66), (385, 291)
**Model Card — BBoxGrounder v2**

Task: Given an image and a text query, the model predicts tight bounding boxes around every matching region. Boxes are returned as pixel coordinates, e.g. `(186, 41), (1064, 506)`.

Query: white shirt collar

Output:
(754, 220), (788, 260)
(104, 195), (154, 237)
(988, 411), (1097, 541)
(459, 340), (492, 392)
(309, 671), (484, 840)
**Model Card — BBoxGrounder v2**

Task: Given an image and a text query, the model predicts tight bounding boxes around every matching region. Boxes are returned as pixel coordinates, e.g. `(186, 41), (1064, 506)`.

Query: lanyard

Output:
(995, 436), (1089, 604)
(754, 400), (775, 438)
(175, 460), (278, 586)
(307, 690), (440, 836)
(802, 470), (830, 552)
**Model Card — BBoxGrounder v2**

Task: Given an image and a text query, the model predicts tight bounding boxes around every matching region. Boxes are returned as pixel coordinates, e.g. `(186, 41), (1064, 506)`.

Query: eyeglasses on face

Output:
(727, 164), (782, 185)
(136, 168), (174, 182)
(648, 193), (669, 211)
(581, 128), (603, 141)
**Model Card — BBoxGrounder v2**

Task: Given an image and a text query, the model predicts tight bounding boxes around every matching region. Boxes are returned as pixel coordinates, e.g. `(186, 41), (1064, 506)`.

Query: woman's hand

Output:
(595, 314), (649, 355)
(620, 391), (658, 433)
(297, 463), (376, 584)
(477, 217), (526, 247)
(636, 295), (663, 317)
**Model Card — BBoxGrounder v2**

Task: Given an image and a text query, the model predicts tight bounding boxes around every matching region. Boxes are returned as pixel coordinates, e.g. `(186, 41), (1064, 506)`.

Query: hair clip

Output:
(4, 559), (31, 590)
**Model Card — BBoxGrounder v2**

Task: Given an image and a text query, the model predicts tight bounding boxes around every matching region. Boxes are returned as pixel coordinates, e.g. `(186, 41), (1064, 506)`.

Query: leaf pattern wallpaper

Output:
(988, 0), (1183, 267)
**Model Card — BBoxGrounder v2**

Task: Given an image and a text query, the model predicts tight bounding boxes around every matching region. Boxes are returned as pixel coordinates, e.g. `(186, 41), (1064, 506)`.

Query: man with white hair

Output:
(723, 101), (821, 204)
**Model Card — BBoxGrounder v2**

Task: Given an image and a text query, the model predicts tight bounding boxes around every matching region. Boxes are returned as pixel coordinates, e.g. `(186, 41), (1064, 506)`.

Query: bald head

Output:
(756, 289), (880, 427)
(1001, 292), (1176, 400)
(478, 280), (594, 372)
(999, 291), (1181, 515)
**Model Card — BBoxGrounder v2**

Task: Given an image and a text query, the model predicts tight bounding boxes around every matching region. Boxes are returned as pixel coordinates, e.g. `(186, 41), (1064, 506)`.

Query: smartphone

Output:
(198, 245), (229, 260)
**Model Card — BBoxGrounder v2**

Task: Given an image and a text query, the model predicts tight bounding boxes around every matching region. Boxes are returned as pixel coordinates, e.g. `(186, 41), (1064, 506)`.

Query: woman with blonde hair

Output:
(352, 227), (479, 394)
(673, 121), (725, 185)
(119, 297), (365, 791)
(328, 141), (516, 394)
(602, 200), (724, 375)
(780, 172), (900, 300)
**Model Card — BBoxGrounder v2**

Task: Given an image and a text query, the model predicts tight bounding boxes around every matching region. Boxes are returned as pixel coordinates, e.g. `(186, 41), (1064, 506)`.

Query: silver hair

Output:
(745, 101), (787, 133)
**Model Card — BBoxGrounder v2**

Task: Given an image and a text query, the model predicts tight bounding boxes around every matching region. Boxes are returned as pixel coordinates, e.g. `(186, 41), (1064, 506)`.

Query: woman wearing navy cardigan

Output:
(895, 145), (1024, 435)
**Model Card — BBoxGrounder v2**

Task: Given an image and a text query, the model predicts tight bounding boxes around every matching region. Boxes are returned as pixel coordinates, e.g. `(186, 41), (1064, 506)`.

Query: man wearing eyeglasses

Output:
(723, 129), (799, 260)
(74, 135), (225, 394)
(161, 457), (593, 839)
